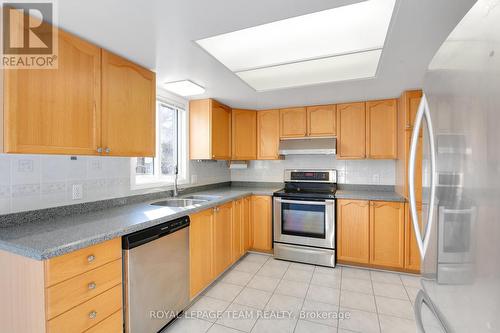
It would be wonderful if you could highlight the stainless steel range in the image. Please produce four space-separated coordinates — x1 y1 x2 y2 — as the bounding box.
273 169 337 267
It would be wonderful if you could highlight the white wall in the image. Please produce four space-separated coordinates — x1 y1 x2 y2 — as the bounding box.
230 155 396 185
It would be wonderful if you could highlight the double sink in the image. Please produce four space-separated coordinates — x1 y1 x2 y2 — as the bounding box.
150 194 222 208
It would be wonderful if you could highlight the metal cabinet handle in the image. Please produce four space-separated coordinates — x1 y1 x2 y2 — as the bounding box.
408 93 437 259
88 311 97 319
88 282 96 290
87 254 96 263
105 147 111 154
276 198 329 206
415 290 450 333
96 147 103 153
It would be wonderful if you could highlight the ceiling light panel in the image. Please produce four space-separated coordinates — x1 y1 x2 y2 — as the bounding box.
163 80 205 97
196 0 396 72
237 49 382 91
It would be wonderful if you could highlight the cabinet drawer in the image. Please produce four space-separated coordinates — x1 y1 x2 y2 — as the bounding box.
84 310 123 333
45 238 121 287
47 259 122 319
47 284 122 333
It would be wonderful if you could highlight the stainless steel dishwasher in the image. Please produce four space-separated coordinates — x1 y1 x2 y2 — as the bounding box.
123 216 190 333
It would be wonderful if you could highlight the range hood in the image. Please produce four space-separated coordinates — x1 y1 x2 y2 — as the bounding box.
278 137 336 155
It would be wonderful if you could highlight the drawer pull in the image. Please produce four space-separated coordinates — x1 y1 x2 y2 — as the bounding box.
88 282 97 290
87 254 96 263
89 311 97 319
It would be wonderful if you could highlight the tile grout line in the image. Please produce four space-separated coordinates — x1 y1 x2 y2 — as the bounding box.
370 270 383 333
291 264 316 333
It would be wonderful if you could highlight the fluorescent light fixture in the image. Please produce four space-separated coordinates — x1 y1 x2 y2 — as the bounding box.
196 0 395 90
237 49 382 91
163 80 205 96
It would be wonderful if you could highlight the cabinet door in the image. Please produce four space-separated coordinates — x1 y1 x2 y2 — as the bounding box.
337 199 370 264
405 202 422 272
307 105 336 137
257 109 280 159
101 50 156 157
232 199 244 262
232 109 257 160
214 202 233 276
211 102 232 159
370 201 405 269
4 30 101 155
280 107 307 138
337 103 366 159
189 209 214 298
251 196 272 251
243 196 253 251
366 99 397 159
189 99 212 160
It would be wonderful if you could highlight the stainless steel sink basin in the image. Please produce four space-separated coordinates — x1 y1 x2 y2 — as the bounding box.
182 195 222 201
150 199 207 207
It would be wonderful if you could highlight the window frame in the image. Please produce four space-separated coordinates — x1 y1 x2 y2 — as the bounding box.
130 94 189 190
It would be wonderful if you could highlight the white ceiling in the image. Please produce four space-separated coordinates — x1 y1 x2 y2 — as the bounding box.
58 0 476 109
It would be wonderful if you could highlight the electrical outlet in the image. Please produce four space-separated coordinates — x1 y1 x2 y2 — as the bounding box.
72 184 83 200
18 159 34 172
191 174 198 184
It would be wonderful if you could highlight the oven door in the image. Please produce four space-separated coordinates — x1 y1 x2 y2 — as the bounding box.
274 197 335 249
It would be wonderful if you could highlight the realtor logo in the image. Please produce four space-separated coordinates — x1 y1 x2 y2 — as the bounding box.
1 1 58 68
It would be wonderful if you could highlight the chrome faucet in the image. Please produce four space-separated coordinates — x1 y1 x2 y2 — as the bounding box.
173 165 179 197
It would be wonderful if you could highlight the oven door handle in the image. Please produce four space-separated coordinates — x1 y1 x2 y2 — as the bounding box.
275 198 331 206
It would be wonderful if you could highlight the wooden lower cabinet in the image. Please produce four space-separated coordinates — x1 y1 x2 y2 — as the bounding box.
337 199 370 264
405 202 422 272
243 196 253 251
338 199 413 272
232 199 244 261
251 196 273 251
213 202 233 276
189 209 215 298
0 238 123 333
370 201 405 269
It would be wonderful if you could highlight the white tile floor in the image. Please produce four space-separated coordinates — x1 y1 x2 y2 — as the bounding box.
163 253 421 333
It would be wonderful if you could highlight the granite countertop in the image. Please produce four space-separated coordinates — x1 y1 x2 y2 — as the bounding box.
335 184 406 202
0 185 280 260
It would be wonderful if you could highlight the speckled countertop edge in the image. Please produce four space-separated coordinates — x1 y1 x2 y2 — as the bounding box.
0 186 281 260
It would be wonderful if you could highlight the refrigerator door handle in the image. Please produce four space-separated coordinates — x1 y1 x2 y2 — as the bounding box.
415 290 451 333
409 94 437 259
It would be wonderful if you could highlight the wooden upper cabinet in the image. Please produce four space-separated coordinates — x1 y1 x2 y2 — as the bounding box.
232 109 257 160
251 196 272 251
101 50 156 157
337 102 366 159
306 105 336 137
257 109 280 160
189 99 231 160
337 199 370 264
212 102 232 159
280 107 307 138
189 209 214 298
3 30 101 155
370 201 405 269
366 99 398 159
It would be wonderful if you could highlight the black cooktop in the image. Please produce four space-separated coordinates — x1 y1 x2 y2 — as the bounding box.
273 182 337 200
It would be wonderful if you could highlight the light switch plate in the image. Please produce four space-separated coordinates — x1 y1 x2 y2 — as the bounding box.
72 184 83 200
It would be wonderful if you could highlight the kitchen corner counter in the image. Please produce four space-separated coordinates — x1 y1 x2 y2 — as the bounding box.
0 185 281 261
335 185 406 202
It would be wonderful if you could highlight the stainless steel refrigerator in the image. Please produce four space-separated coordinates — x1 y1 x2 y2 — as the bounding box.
409 0 500 331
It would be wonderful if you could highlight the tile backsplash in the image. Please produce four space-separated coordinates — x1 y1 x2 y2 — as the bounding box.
0 153 394 215
0 154 230 215
230 155 396 185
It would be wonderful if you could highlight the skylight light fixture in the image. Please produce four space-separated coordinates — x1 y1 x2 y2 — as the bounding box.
163 80 205 97
196 0 396 91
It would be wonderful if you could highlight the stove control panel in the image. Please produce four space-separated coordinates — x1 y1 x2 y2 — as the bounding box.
285 169 337 183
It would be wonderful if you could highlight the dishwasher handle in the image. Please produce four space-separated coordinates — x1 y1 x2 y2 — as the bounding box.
122 216 190 250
